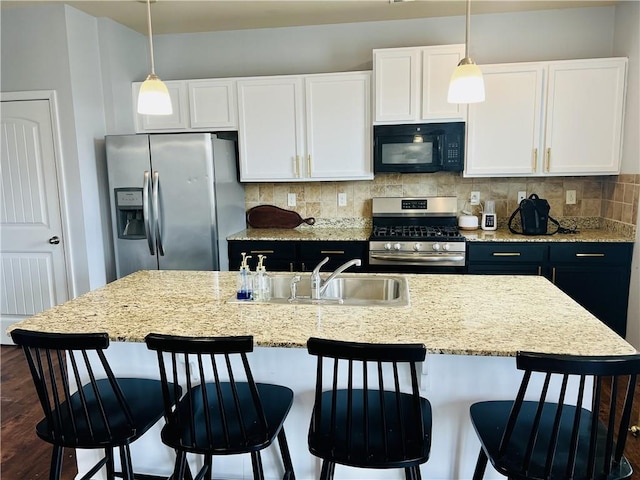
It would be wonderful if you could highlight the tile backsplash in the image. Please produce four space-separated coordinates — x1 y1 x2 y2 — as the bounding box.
244 173 639 234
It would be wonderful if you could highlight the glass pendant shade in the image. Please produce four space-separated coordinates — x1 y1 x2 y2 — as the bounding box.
137 0 172 116
448 59 485 103
138 74 173 115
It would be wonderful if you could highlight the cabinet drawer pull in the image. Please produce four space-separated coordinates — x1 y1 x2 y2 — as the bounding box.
537 266 542 276
320 250 345 255
250 250 275 254
532 148 538 172
492 252 521 257
575 253 605 257
290 262 294 272
552 267 556 284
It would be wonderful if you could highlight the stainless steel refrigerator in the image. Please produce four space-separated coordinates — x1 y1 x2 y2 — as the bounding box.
106 133 245 278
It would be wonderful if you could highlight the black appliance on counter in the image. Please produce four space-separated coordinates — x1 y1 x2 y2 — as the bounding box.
368 196 466 273
373 122 465 174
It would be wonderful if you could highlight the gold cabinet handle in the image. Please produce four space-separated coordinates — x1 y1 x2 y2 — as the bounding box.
576 253 606 257
307 154 312 177
532 148 538 172
492 252 521 257
250 250 274 254
545 148 551 172
320 250 345 255
295 156 301 178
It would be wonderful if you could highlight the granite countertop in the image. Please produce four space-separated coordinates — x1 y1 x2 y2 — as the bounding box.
10 270 635 357
227 227 371 242
227 227 634 243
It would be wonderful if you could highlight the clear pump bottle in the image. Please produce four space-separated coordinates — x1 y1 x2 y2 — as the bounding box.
253 255 271 302
236 253 253 300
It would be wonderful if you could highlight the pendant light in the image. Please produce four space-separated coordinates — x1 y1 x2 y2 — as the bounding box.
447 0 485 104
137 0 173 115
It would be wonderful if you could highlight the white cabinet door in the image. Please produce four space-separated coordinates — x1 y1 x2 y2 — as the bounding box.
188 79 237 130
132 80 188 132
465 57 626 178
466 63 544 177
373 48 420 123
305 72 373 180
237 76 305 182
421 44 466 121
373 44 465 124
544 58 626 175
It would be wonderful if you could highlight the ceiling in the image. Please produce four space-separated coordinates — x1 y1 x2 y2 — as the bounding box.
1 0 619 34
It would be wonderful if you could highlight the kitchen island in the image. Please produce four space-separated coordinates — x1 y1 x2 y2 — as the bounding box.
10 270 636 480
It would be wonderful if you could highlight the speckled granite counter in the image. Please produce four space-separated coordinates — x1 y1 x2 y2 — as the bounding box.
10 270 635 357
462 228 634 242
227 227 370 241
227 226 633 243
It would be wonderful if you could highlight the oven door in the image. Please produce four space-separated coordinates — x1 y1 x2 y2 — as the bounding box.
368 242 467 273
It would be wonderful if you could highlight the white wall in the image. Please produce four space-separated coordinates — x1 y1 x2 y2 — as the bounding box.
150 6 617 82
614 0 640 349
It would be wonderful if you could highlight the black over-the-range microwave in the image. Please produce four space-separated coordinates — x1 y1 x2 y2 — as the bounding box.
373 122 465 174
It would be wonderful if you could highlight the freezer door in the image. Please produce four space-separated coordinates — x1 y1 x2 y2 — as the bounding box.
150 133 218 270
106 135 158 278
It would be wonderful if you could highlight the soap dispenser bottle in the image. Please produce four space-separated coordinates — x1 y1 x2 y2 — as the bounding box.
253 255 271 302
236 253 253 300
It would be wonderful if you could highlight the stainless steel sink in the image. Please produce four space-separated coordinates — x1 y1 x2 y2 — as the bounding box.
228 274 409 306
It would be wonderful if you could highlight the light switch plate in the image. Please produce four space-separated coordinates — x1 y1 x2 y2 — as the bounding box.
338 192 347 207
566 190 577 205
470 191 480 206
287 193 296 207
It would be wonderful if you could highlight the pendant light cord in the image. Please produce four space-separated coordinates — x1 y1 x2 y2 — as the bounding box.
146 0 156 75
465 0 471 58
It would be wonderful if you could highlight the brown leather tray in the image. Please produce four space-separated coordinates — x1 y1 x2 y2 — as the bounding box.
246 205 316 229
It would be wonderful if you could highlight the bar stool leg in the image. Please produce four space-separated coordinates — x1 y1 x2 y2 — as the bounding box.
251 451 265 480
49 445 63 480
473 449 488 480
277 428 295 479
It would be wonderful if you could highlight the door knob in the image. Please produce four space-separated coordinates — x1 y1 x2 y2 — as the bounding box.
48 236 60 245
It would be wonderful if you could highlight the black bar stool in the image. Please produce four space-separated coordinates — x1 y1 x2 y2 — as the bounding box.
145 333 296 480
470 351 640 480
10 328 179 480
306 337 432 480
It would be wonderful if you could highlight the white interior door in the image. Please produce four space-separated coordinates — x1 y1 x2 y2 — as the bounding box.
0 98 69 344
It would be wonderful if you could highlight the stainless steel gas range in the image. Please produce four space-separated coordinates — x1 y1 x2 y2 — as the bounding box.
368 197 466 273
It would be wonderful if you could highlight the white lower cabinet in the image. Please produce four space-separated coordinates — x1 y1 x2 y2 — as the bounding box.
465 57 627 177
237 72 372 182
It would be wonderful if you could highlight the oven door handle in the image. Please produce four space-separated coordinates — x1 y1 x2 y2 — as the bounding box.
370 253 466 262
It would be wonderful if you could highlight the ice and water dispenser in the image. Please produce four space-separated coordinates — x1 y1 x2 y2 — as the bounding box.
114 188 145 239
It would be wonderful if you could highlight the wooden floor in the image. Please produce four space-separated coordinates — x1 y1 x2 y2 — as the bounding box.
1 344 640 479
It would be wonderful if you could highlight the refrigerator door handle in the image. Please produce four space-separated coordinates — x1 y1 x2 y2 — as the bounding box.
153 171 165 256
143 170 155 256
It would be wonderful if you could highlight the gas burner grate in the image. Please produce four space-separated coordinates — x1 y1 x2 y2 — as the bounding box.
372 225 462 239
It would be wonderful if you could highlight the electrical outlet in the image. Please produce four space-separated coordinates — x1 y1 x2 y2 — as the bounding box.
470 191 480 206
517 191 527 203
338 192 347 207
287 193 296 207
566 190 577 205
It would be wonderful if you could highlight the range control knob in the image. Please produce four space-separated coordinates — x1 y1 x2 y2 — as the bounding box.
413 243 422 251
432 243 441 251
393 243 402 251
442 243 451 251
384 243 392 251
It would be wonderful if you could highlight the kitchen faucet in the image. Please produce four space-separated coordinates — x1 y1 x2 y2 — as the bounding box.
310 257 362 300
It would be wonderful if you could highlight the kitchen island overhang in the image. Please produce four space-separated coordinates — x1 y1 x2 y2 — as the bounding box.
9 270 636 480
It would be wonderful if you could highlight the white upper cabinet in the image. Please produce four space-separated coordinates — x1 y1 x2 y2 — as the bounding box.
132 81 189 132
237 76 305 182
305 72 372 180
373 44 465 123
237 72 373 182
188 79 238 130
465 57 627 177
133 79 238 132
